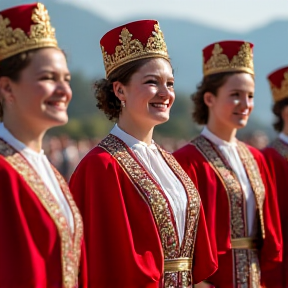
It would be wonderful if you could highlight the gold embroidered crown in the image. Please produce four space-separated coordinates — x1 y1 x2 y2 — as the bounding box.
0 2 58 61
100 20 169 77
268 67 288 102
203 41 254 76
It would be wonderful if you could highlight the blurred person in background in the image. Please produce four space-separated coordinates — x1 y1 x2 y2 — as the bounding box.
69 20 217 287
262 66 288 288
173 41 282 288
0 3 86 287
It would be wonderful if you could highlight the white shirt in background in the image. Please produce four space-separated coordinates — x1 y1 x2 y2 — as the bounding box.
201 126 256 237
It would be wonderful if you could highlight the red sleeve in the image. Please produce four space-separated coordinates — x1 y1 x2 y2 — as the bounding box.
69 148 162 288
0 158 51 286
193 204 218 283
249 147 282 287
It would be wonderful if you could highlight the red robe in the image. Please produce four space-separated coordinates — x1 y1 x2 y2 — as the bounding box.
262 139 288 288
69 134 217 288
0 139 87 288
173 136 282 288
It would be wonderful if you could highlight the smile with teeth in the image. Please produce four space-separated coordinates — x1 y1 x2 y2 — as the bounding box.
46 100 66 110
150 103 169 108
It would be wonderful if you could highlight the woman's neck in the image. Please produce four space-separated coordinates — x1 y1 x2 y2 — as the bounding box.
206 121 237 143
117 118 154 145
3 120 45 152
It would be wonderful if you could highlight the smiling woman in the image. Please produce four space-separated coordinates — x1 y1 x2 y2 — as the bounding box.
0 3 86 288
173 40 282 288
69 19 217 287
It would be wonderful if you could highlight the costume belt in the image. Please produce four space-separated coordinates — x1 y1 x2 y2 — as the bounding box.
164 257 192 272
231 237 259 250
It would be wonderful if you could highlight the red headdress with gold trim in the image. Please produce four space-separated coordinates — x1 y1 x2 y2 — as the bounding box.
267 66 288 102
0 2 58 61
202 40 254 76
100 20 170 77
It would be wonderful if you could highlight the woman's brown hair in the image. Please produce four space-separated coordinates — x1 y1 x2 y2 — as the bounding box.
272 97 288 132
192 71 250 124
95 57 171 121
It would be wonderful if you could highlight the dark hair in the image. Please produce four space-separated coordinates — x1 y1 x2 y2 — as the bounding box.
95 57 171 121
192 71 252 124
0 48 41 121
272 97 288 132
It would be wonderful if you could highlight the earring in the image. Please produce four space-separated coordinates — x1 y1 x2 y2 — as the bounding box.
121 100 126 108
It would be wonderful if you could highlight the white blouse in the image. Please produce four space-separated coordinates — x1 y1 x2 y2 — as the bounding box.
201 126 256 237
279 132 288 144
0 123 74 232
111 124 187 243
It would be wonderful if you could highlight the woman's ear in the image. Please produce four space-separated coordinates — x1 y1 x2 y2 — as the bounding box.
113 81 126 101
0 77 13 102
203 91 215 108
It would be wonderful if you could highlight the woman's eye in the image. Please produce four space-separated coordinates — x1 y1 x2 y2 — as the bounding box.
167 81 174 88
40 75 53 80
231 92 239 97
249 94 254 99
145 80 157 85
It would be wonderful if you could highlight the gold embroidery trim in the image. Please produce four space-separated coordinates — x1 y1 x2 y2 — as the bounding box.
99 134 201 287
101 22 169 77
203 42 254 76
231 237 258 249
0 3 58 61
270 138 288 160
0 140 83 288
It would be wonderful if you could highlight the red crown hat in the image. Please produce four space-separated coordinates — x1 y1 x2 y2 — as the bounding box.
202 40 254 76
267 66 288 102
100 20 169 77
0 2 58 61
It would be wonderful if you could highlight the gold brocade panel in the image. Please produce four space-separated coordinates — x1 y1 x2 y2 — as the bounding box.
192 136 265 287
99 134 201 287
270 138 288 160
0 139 83 288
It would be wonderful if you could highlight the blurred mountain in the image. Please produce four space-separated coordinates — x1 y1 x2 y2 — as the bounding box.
1 0 287 125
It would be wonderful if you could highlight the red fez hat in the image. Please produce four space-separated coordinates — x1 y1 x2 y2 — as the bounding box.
100 20 169 77
267 66 288 102
202 40 254 76
0 2 58 61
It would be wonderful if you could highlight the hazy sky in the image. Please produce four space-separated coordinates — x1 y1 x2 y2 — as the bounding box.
58 0 288 32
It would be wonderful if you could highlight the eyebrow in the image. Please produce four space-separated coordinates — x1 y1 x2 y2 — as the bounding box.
230 89 253 93
36 70 71 76
143 74 174 80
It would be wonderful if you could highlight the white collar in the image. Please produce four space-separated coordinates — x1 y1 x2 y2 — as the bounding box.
201 126 237 147
0 123 44 157
279 132 288 145
110 124 157 150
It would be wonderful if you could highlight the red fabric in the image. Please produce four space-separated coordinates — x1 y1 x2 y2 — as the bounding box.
0 156 87 288
100 20 159 54
173 143 282 288
69 146 217 288
267 66 288 88
262 146 288 288
202 40 254 63
0 3 38 35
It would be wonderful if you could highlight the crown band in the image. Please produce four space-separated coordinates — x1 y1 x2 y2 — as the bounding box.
269 71 288 102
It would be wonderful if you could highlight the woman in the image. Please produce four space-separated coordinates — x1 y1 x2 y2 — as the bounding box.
0 3 86 287
69 20 217 287
262 66 288 288
173 41 282 288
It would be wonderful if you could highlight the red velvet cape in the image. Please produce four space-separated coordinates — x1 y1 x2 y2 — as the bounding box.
0 144 87 288
262 143 288 288
69 140 217 288
173 142 282 288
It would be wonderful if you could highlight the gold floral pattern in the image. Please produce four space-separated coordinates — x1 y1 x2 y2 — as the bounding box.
269 71 288 102
0 3 58 61
99 134 201 287
192 136 264 287
0 139 83 288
